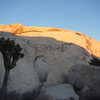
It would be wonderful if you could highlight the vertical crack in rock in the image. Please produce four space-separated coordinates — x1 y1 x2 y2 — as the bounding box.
33 45 49 89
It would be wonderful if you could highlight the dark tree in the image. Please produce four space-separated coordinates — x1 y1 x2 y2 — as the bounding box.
0 37 24 94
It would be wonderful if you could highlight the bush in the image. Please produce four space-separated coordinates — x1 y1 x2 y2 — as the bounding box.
35 96 52 100
36 95 75 100
0 90 21 100
0 88 40 100
0 89 75 100
6 91 21 100
22 89 40 100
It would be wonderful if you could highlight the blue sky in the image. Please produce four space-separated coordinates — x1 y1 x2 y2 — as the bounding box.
0 0 100 40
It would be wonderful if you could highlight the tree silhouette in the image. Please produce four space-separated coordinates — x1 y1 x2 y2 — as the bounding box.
0 37 24 94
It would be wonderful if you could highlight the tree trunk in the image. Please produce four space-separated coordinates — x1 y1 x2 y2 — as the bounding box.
1 69 10 93
0 69 10 100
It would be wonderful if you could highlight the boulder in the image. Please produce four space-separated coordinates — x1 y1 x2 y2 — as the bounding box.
80 81 100 100
36 84 79 100
68 64 100 94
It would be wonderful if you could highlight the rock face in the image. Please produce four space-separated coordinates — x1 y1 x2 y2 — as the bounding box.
0 24 100 57
0 24 100 99
0 30 92 93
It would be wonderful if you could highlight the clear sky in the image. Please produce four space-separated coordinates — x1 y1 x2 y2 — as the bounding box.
0 0 100 40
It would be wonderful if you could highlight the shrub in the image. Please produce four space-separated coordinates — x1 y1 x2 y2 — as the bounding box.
0 90 21 100
0 89 40 100
22 89 40 100
36 95 75 100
